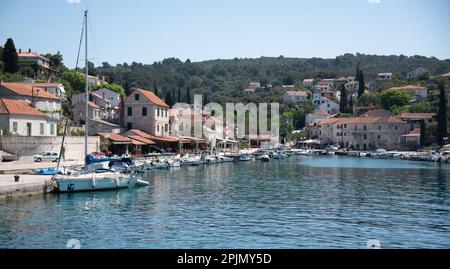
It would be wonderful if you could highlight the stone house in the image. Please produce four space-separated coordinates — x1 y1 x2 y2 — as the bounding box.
124 88 170 137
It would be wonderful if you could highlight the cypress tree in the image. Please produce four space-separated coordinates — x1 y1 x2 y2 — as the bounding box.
177 87 182 102
355 64 360 81
203 92 208 105
339 83 348 113
153 81 159 97
2 38 18 73
437 81 448 146
172 89 176 104
186 87 192 104
165 91 174 107
357 69 365 98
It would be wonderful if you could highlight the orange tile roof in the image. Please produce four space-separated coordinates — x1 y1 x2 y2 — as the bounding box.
127 135 156 145
26 82 61 87
135 88 169 107
1 82 60 100
18 51 50 61
0 98 46 117
317 116 405 126
126 129 152 139
98 133 131 143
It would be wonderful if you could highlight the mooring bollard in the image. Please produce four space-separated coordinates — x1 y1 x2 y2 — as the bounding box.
14 175 20 182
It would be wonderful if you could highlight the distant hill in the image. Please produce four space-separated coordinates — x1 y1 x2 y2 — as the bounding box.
93 53 450 105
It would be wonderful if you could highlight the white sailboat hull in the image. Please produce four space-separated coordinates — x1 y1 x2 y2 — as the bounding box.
54 172 137 192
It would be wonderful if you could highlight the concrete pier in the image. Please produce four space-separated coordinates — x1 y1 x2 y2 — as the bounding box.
0 175 56 200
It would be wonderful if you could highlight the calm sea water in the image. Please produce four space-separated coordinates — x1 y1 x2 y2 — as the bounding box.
0 156 449 249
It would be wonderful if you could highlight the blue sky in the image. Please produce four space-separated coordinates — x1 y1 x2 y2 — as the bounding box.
1 0 449 68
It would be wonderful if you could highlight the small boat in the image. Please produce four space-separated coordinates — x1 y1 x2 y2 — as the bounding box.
258 154 270 162
427 151 442 162
272 152 287 159
298 149 312 156
181 157 202 166
239 154 251 161
166 159 181 167
205 155 221 164
36 168 62 175
54 170 137 192
151 161 170 169
218 155 234 162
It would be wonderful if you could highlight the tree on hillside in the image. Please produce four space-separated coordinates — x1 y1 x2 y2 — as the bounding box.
93 83 125 96
153 81 159 97
379 89 411 112
2 38 18 73
437 81 448 146
44 51 65 73
177 87 182 102
62 70 85 95
339 83 348 113
165 91 175 107
357 69 365 98
355 64 360 81
203 92 209 105
186 87 192 104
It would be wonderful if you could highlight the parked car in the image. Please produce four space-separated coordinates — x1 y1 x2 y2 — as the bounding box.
33 151 59 162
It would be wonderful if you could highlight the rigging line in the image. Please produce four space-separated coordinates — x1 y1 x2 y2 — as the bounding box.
75 15 84 71
87 12 101 69
69 12 85 107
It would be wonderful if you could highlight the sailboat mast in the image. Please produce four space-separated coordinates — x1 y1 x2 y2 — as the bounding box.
84 10 88 160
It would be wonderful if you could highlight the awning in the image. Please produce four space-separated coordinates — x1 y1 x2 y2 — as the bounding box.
180 136 207 144
216 138 239 143
127 135 156 145
98 133 131 144
130 139 145 145
302 139 321 144
147 135 180 143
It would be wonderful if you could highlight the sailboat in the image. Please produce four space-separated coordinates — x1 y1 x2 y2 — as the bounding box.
53 11 147 192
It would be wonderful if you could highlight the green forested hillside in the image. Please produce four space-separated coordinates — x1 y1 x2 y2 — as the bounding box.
93 53 450 105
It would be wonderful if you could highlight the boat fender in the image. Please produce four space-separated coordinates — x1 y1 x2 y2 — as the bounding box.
115 176 120 187
91 176 96 188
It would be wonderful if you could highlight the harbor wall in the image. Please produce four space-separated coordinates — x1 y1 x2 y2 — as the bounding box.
0 136 100 161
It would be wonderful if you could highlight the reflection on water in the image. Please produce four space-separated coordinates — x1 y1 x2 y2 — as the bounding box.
0 156 449 248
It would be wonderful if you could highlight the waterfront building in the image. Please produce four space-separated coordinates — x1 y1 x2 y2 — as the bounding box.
0 82 62 121
24 82 66 100
124 88 170 137
312 89 340 114
72 100 122 135
283 91 308 105
306 111 422 150
0 98 57 136
306 111 333 126
93 88 121 107
389 85 428 101
72 91 119 122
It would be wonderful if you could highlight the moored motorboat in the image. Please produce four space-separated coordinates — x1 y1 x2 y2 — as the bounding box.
239 154 251 161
